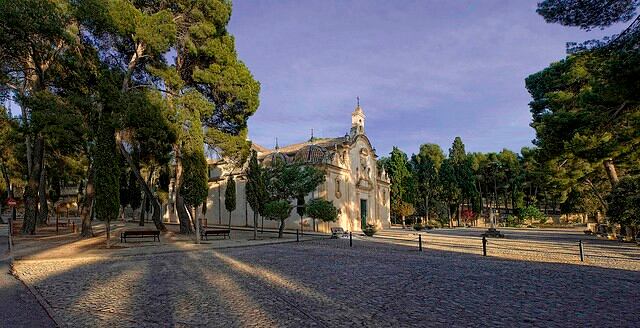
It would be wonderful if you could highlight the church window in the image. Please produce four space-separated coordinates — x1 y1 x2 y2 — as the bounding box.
335 177 342 198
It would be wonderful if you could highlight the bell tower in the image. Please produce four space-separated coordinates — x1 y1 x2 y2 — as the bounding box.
350 97 365 136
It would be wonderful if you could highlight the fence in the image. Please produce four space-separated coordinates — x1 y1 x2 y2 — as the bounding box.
294 230 640 267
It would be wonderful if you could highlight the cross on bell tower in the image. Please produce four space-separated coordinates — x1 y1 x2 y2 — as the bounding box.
351 97 365 137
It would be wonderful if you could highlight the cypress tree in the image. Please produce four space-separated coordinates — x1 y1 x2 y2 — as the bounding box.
225 176 236 229
94 119 120 247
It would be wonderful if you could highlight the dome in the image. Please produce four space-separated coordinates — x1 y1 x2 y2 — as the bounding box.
294 144 328 164
262 152 289 166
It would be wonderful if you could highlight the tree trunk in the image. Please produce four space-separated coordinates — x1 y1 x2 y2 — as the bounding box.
503 190 509 215
447 206 452 228
22 136 44 235
191 205 200 244
228 211 232 229
278 219 285 238
253 212 258 240
37 164 48 225
401 215 406 229
139 193 146 225
299 215 304 235
425 195 430 222
117 141 166 231
80 164 95 237
603 159 620 187
174 147 192 233
106 219 111 248
139 166 155 226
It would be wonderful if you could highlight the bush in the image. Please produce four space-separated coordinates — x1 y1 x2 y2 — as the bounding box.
363 224 377 236
539 216 547 224
413 223 424 231
306 198 338 222
607 175 640 228
518 205 544 223
505 215 523 227
428 220 443 228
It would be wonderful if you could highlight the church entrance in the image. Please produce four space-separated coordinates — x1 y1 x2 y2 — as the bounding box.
360 199 367 229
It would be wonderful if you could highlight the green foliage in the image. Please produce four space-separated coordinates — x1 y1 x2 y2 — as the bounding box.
607 175 640 227
518 205 545 223
439 158 460 212
306 198 338 223
363 224 377 236
264 161 325 202
225 175 236 213
505 215 523 227
263 200 292 222
411 143 444 217
180 150 208 207
384 147 413 218
94 119 120 222
394 201 415 218
536 0 639 30
296 194 305 217
246 150 268 216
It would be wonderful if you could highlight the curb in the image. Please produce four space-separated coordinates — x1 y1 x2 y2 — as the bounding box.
9 260 63 328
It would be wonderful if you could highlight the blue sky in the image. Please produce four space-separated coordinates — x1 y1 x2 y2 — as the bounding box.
228 0 622 157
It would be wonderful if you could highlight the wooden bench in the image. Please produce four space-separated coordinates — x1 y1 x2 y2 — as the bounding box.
120 230 160 243
201 229 231 240
330 227 348 239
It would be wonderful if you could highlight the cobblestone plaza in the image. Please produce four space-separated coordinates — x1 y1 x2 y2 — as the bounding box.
11 228 640 327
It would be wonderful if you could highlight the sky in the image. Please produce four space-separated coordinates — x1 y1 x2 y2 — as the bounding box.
228 0 623 157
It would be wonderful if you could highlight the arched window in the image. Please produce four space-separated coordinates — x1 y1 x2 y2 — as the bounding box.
335 177 342 198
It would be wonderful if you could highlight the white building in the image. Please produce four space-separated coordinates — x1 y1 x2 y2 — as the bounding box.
166 103 391 233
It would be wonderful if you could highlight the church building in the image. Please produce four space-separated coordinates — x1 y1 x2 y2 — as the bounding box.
168 102 391 233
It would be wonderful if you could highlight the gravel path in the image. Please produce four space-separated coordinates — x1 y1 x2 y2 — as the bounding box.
12 232 640 327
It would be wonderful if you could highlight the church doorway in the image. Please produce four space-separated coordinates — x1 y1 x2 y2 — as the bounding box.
360 199 367 229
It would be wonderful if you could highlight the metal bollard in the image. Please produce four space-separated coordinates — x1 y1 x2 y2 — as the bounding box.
482 236 487 256
349 231 353 247
296 229 299 242
579 240 584 262
419 234 423 252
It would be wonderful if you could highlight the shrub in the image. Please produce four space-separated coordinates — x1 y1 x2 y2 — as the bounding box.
607 175 640 228
413 223 424 231
505 215 523 227
363 224 377 236
306 198 338 222
518 205 544 223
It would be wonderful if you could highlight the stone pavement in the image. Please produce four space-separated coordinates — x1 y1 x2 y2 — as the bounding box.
0 235 56 327
368 226 640 271
12 233 640 327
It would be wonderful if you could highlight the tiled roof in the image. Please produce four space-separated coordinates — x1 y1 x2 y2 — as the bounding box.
261 137 346 155
251 143 270 153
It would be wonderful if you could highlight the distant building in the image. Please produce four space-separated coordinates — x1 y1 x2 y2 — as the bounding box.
166 103 391 233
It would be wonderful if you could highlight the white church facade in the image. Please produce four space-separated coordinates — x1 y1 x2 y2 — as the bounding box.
166 103 391 233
